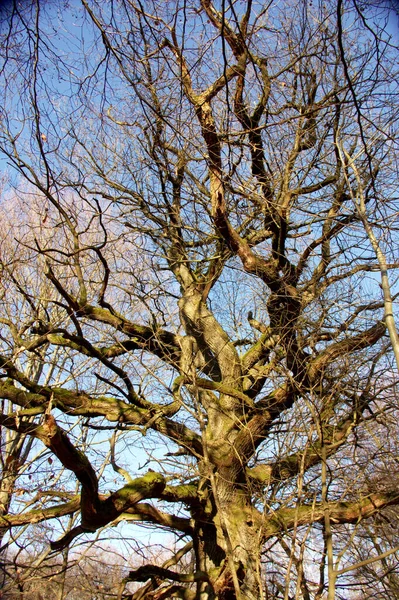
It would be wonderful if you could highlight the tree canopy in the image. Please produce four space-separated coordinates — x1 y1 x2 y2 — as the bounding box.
0 1 399 599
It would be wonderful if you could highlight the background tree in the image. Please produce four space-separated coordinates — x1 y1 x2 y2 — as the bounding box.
0 1 399 599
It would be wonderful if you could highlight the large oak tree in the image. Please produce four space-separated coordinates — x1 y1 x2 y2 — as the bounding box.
1 1 399 598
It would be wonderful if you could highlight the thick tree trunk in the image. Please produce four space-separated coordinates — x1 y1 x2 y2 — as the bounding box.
193 478 264 600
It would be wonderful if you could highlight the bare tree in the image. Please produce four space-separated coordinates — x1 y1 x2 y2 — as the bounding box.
0 1 399 599
2 542 131 599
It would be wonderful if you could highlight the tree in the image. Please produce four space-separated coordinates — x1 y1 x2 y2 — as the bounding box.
0 0 399 598
2 542 131 599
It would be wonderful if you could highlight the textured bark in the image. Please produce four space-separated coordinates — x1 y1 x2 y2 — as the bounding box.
0 2 398 599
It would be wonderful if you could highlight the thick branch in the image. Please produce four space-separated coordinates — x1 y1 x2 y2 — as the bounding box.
266 491 399 538
0 381 203 456
0 496 80 528
307 321 386 382
51 471 168 550
128 564 208 583
247 414 357 484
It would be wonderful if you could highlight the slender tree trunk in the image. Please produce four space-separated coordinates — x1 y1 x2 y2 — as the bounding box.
0 469 17 590
338 143 399 372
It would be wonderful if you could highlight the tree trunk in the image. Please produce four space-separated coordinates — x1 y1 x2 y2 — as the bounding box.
193 474 264 600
